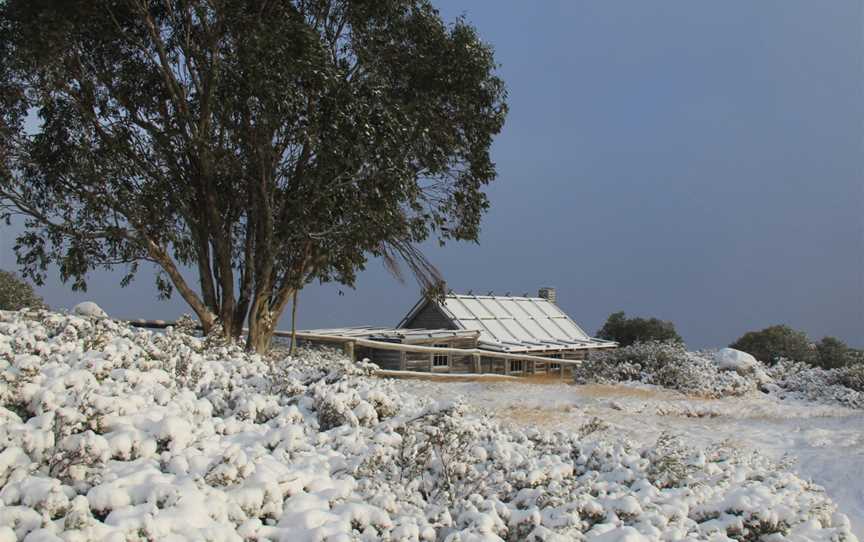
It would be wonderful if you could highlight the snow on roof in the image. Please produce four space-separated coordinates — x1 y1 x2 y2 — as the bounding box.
401 294 616 353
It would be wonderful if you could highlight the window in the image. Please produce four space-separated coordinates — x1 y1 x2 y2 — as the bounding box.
510 359 524 373
549 353 562 370
432 344 449 367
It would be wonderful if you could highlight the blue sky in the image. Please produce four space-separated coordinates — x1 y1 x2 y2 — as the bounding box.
2 0 862 347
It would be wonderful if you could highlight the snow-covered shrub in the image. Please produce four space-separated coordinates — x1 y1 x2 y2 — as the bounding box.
578 342 864 409
172 313 199 336
378 404 490 507
577 416 610 437
642 432 699 489
836 363 864 393
0 310 858 541
768 361 864 409
575 341 758 398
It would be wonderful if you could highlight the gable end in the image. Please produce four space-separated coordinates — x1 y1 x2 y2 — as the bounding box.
400 300 456 330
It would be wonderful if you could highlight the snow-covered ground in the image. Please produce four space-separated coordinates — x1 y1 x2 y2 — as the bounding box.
1 309 860 541
393 378 864 539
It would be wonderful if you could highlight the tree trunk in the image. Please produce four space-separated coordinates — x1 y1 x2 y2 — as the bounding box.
246 298 275 353
246 321 272 353
245 284 296 353
146 238 217 334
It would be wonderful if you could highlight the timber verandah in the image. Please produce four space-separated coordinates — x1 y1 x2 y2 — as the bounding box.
125 320 593 379
285 328 597 379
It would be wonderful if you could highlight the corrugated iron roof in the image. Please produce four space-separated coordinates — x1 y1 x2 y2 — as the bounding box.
400 294 615 353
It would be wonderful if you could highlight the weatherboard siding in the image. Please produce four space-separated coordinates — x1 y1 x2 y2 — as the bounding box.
357 336 478 372
356 346 402 369
403 302 456 331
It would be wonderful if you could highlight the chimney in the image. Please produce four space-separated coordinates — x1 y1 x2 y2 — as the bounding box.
538 287 557 304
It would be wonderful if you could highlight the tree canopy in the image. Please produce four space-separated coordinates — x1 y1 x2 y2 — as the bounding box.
0 0 507 351
595 311 682 347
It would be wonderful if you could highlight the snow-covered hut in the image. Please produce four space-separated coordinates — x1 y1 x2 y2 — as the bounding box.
397 289 615 372
295 288 615 375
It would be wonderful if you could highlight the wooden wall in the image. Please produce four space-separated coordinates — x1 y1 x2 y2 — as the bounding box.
298 334 603 376
402 301 456 330
355 345 401 369
363 336 478 372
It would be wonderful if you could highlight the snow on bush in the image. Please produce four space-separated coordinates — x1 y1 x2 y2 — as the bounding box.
767 361 864 410
577 341 864 410
573 342 763 399
0 310 858 541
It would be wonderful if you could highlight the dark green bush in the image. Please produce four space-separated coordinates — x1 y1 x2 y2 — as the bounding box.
731 326 859 368
596 311 682 347
815 336 852 369
0 269 46 311
730 325 815 366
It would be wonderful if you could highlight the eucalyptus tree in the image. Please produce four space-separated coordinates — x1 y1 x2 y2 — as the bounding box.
0 0 507 351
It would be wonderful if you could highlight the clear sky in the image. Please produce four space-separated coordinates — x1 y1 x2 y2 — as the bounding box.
2 0 862 348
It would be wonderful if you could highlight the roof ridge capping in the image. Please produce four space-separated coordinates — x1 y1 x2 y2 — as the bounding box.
448 292 545 300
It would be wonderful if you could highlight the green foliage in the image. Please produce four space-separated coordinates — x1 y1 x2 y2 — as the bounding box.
730 325 815 365
596 311 682 347
0 269 46 311
730 326 860 368
0 0 507 350
815 336 852 369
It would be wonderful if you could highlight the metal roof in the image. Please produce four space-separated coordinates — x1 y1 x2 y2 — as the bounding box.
298 326 479 342
400 294 616 353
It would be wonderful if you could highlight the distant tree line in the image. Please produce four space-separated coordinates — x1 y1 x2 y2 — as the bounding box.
596 311 861 369
730 325 862 369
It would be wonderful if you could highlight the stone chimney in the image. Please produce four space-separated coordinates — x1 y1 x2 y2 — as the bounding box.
538 287 557 304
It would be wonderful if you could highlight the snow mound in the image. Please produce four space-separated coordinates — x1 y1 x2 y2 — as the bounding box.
715 347 757 373
71 302 107 319
0 310 858 541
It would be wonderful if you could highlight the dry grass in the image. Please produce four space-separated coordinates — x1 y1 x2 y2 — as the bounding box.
573 383 686 401
375 369 579 383
502 405 573 427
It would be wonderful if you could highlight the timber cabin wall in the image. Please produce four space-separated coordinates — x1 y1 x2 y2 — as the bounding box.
357 335 478 372
355 345 401 369
478 349 589 375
